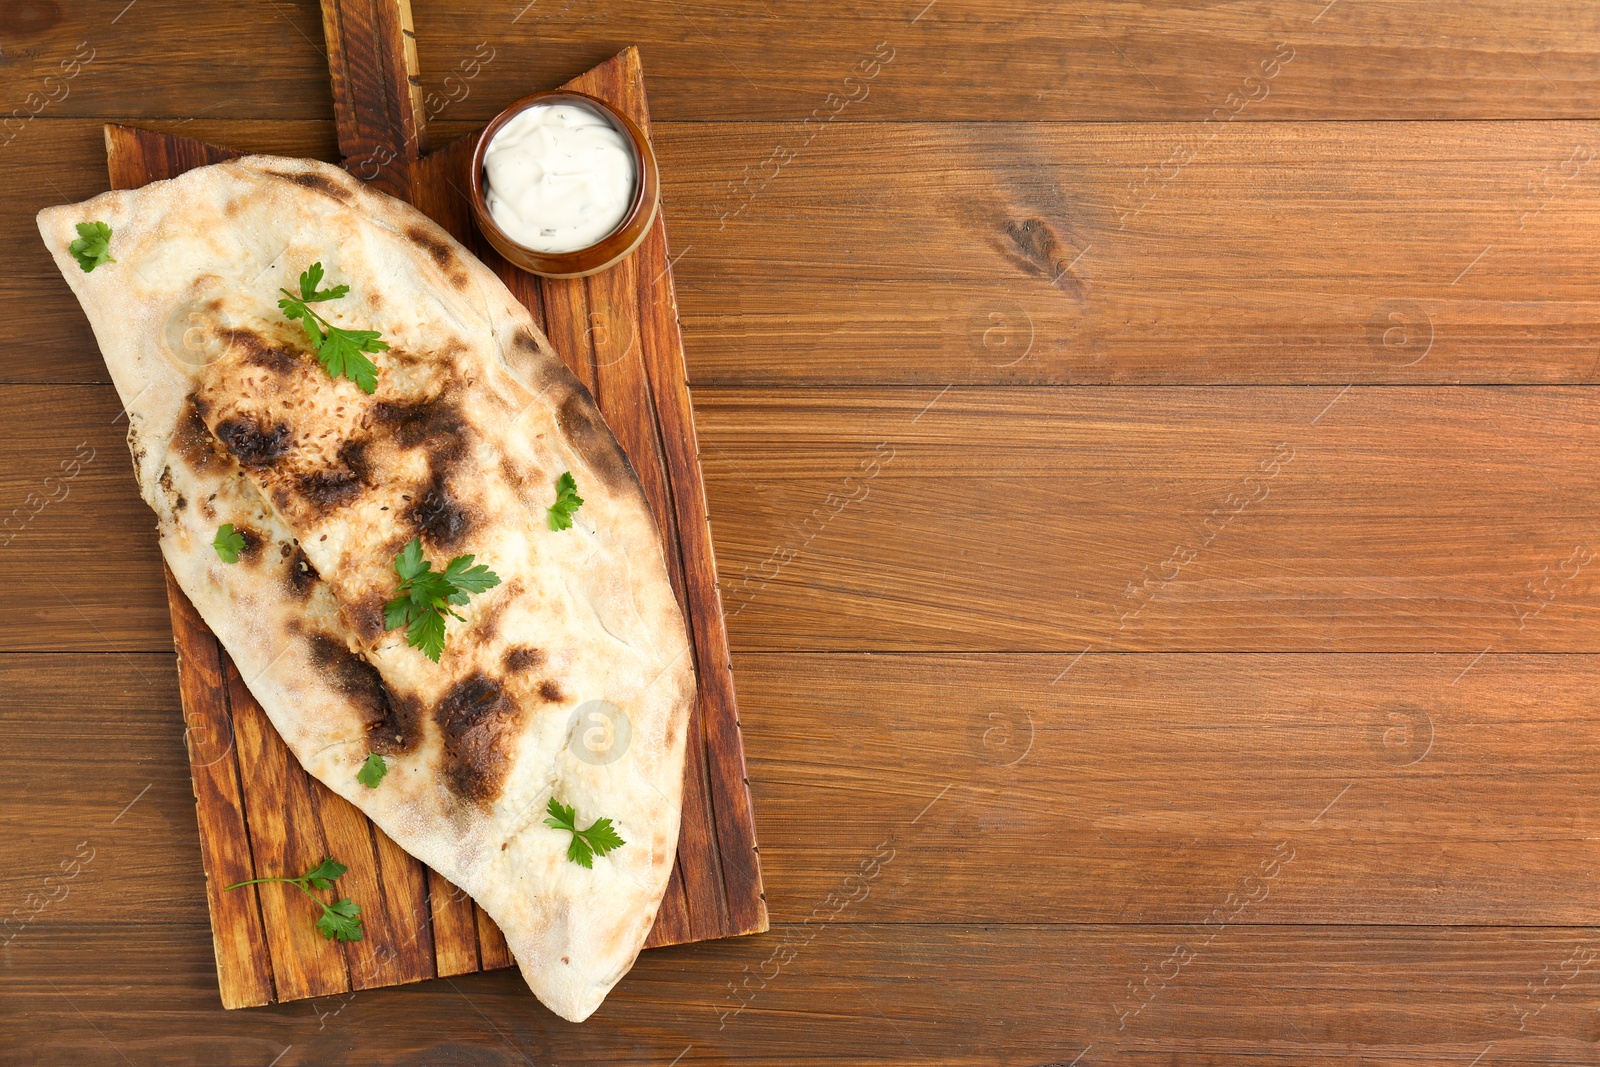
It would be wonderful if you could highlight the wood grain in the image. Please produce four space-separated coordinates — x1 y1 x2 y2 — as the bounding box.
696 385 1600 653
657 121 1600 386
9 922 1600 1064
320 0 427 197
164 573 274 1009
8 1 1600 122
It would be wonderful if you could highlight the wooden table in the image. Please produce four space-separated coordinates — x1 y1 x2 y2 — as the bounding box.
5 1 1600 1063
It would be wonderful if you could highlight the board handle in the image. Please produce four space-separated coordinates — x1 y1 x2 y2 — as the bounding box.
320 0 428 201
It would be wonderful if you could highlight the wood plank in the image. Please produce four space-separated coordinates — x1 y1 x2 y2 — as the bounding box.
320 0 428 197
698 385 1600 652
413 0 1600 122
562 49 766 945
14 383 1600 654
300 753 435 992
0 0 330 123
739 651 1600 925
21 119 1600 386
317 0 474 981
657 120 1600 386
9 921 1600 1064
223 655 352 1003
162 574 275 1009
473 902 513 971
13 651 1600 928
10 1 1600 122
0 383 168 650
423 869 477 977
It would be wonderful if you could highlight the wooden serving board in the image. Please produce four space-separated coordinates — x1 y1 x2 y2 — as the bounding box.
101 5 765 1010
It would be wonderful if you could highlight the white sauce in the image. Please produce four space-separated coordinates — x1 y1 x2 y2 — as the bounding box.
483 104 636 253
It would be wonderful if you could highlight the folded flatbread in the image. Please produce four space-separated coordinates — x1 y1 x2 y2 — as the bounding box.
37 155 694 1022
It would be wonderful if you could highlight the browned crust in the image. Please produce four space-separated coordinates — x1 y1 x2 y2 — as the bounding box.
307 633 420 755
434 672 526 804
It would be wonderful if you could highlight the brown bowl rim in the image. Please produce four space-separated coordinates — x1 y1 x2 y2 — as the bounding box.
468 89 660 279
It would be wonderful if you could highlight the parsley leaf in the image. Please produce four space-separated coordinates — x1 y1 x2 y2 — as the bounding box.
383 536 502 663
316 327 384 394
544 797 626 869
278 262 387 394
294 261 350 303
316 897 364 942
302 856 348 891
547 472 583 531
441 553 504 597
409 608 448 663
224 856 363 942
212 523 246 563
357 753 388 788
69 221 114 272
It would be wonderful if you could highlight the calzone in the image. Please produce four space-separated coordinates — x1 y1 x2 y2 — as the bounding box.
37 155 694 1023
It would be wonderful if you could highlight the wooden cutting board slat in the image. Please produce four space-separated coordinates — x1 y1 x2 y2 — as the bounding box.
101 25 764 1009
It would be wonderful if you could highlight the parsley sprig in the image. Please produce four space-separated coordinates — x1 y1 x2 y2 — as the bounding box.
382 536 502 663
544 798 626 868
212 523 246 563
278 262 388 394
224 857 364 942
357 753 388 788
69 221 114 272
547 471 583 531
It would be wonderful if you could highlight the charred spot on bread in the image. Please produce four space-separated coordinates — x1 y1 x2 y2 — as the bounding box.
406 224 457 272
345 590 389 646
233 524 266 563
556 386 640 498
538 679 566 704
503 646 545 673
297 468 365 512
511 326 544 358
406 472 472 548
504 328 580 397
371 394 469 465
435 673 525 804
295 440 372 515
307 634 419 754
502 326 559 392
270 169 355 204
222 328 301 375
214 415 292 467
286 546 319 598
173 396 228 473
339 438 371 477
